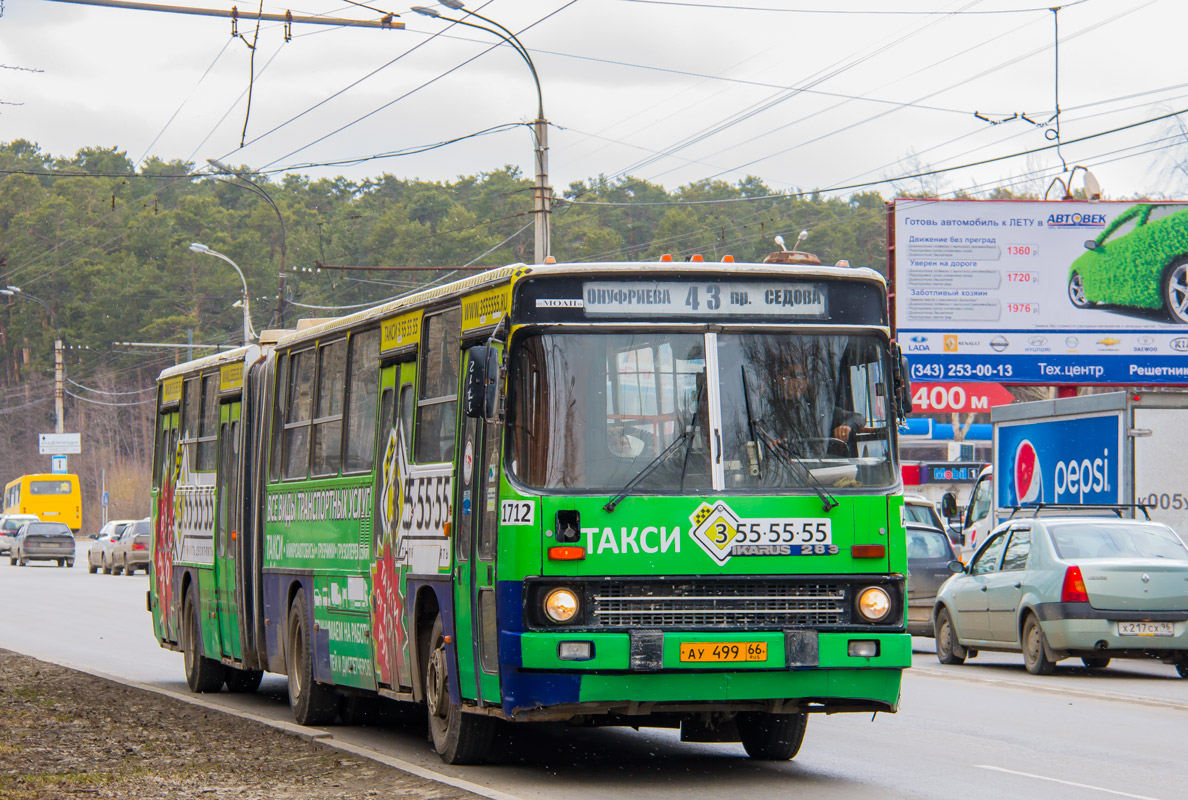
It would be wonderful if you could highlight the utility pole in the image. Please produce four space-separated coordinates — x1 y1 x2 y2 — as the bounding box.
412 3 551 262
54 338 64 434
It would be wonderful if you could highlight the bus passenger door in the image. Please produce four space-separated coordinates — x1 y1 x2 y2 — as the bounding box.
215 400 243 660
454 353 502 705
152 410 180 644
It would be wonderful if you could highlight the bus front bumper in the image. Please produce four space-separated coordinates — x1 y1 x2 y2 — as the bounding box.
497 630 909 719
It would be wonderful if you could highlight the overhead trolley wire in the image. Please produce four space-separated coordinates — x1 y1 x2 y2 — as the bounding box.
253 3 578 172
554 105 1188 208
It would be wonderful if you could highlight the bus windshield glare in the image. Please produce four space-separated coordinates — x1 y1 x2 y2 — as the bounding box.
508 330 895 491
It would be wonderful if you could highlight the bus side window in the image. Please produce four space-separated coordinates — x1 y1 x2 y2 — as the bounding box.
197 374 218 472
399 383 414 452
269 354 289 483
284 349 316 479
344 330 380 473
312 339 347 476
183 377 200 469
414 308 461 463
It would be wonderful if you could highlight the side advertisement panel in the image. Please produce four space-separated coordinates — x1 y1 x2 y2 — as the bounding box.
894 199 1188 385
995 414 1122 516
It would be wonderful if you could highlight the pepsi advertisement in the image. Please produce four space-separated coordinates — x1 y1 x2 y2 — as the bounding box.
995 414 1121 511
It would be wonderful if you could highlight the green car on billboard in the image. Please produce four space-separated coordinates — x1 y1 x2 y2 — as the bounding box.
1067 203 1188 323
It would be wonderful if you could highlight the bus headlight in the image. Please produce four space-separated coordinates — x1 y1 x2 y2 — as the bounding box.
856 586 892 622
543 588 580 623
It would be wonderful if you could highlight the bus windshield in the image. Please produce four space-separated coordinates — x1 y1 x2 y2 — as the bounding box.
507 330 895 492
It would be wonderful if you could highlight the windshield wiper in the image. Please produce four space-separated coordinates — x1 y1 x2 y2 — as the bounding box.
677 379 706 492
738 369 837 512
604 412 699 513
754 424 839 512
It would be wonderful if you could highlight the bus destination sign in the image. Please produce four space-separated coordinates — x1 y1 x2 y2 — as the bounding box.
581 280 827 317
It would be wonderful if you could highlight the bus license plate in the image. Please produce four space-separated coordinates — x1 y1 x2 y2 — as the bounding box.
1117 621 1173 637
679 642 767 663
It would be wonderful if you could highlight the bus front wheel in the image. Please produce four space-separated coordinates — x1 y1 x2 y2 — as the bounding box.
423 615 495 764
737 711 808 760
286 588 338 725
182 588 225 693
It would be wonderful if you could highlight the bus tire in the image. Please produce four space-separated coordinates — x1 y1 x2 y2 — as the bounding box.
286 588 338 726
224 667 264 694
182 588 225 693
737 711 808 760
423 615 495 764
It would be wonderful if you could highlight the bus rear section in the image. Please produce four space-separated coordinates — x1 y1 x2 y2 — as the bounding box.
4 474 82 532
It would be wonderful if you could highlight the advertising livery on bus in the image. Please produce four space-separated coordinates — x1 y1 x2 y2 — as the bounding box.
149 255 913 764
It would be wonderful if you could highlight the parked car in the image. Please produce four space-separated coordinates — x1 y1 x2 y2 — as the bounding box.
934 515 1188 676
110 518 151 576
10 521 76 567
0 513 39 555
906 522 960 636
87 519 138 574
1067 203 1188 323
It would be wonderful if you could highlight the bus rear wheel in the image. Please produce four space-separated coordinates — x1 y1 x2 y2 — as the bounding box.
423 615 495 764
286 588 338 725
182 588 225 693
737 711 808 760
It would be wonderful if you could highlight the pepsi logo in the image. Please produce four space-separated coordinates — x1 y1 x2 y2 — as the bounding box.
1014 439 1041 504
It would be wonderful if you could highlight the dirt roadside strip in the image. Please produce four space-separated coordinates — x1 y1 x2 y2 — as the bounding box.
0 650 503 800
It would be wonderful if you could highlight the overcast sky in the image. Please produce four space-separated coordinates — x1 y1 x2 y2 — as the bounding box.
3 0 1186 201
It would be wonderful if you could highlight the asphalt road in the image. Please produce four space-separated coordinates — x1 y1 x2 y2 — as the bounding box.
3 544 1185 800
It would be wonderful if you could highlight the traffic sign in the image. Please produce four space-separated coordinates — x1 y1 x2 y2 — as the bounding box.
911 382 1014 414
51 455 68 474
101 491 110 508
39 433 81 455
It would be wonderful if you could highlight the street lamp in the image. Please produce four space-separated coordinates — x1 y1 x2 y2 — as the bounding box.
412 2 550 263
188 243 258 345
206 158 290 326
1 286 65 434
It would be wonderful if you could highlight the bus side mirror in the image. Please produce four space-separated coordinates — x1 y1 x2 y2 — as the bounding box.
941 492 958 518
894 346 913 417
1084 239 1097 250
464 345 501 420
482 345 501 421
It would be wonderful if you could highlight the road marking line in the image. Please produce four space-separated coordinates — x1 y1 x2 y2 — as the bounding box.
975 765 1162 800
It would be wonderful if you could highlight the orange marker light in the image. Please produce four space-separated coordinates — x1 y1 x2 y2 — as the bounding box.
690 254 705 262
721 255 735 262
659 254 674 262
851 544 886 558
548 546 586 561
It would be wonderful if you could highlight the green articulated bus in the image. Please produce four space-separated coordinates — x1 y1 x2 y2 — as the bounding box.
149 255 914 764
